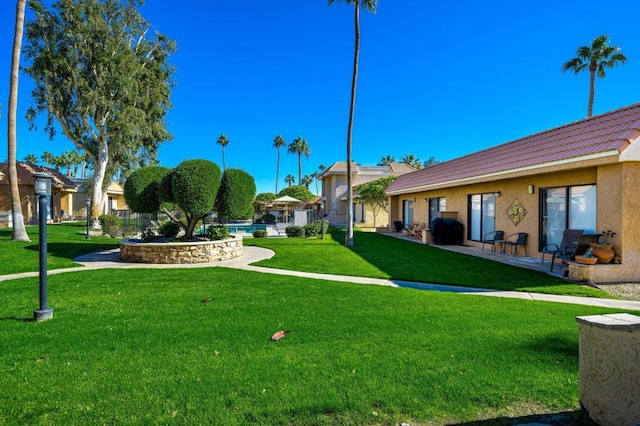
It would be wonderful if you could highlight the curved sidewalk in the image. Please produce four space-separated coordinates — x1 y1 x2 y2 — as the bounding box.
2 247 639 311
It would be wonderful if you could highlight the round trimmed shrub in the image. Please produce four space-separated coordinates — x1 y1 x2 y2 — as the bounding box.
285 226 305 238
253 229 268 238
171 160 221 214
206 224 230 241
124 166 170 213
215 168 256 221
158 221 181 238
303 223 318 237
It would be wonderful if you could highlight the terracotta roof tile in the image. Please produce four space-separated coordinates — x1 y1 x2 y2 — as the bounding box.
0 162 77 189
387 102 640 194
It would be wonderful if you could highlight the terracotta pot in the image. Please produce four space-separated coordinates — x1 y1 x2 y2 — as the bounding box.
575 255 598 265
589 243 615 264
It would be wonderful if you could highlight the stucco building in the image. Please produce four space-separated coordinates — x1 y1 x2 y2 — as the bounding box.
319 161 415 227
385 102 640 283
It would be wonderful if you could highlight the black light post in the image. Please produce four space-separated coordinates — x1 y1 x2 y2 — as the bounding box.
320 202 325 240
85 198 91 239
33 172 54 321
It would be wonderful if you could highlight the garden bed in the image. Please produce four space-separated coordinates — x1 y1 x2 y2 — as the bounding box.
120 237 242 264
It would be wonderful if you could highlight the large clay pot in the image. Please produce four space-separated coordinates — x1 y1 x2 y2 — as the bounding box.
589 243 615 264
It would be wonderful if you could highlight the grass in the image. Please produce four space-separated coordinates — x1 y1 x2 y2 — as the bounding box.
0 267 617 425
245 230 609 298
0 223 120 275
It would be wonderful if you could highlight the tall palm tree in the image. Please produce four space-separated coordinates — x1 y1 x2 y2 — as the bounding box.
284 174 295 187
273 135 286 194
8 0 29 241
315 164 326 196
41 151 55 167
287 136 310 185
68 149 83 177
328 0 377 247
562 34 627 117
24 153 38 164
216 133 230 170
301 175 314 190
401 153 423 169
378 155 396 166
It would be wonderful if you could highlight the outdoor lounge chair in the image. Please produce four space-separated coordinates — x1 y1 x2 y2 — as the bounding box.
542 229 583 271
504 232 528 257
481 230 505 252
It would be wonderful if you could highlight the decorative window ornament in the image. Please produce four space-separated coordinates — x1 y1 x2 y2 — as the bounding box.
507 199 527 226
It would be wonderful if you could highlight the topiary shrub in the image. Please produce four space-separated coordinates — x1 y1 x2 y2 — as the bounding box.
262 213 276 224
124 166 170 213
253 229 268 238
215 168 257 221
98 214 121 238
285 226 305 238
206 225 230 241
158 221 181 238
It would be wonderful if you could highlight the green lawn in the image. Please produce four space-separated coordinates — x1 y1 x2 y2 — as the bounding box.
0 223 120 275
245 230 609 298
0 268 613 425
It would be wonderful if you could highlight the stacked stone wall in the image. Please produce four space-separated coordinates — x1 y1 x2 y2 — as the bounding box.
120 238 243 264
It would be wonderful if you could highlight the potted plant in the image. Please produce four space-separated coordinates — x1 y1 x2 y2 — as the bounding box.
589 230 616 264
575 246 598 265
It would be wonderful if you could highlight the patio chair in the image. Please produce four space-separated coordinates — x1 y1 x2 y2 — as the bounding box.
504 232 528 257
541 229 583 271
481 230 505 253
549 233 600 272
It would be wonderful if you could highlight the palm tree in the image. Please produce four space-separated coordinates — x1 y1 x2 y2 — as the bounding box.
7 0 29 241
24 153 38 164
328 0 377 247
562 34 627 117
315 164 326 196
216 134 230 170
401 154 423 169
301 175 314 190
273 135 286 194
287 136 310 185
378 154 396 166
41 151 55 167
68 149 83 177
284 174 295 187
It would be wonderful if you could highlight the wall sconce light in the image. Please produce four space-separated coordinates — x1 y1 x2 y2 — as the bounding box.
494 191 501 197
527 184 535 194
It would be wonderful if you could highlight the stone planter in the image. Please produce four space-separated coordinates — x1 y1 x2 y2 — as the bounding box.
119 237 243 264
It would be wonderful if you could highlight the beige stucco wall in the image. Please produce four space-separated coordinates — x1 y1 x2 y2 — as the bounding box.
576 314 640 426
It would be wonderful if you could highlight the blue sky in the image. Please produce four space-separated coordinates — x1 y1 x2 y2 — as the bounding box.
2 0 640 195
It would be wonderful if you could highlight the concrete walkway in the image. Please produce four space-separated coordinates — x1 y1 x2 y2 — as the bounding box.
2 246 639 311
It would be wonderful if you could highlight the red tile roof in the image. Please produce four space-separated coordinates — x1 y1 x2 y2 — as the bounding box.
386 102 640 195
0 162 77 189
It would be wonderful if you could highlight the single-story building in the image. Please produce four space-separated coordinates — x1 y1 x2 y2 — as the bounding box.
385 102 640 283
319 161 415 227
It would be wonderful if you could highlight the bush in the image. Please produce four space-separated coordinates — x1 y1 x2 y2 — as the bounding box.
124 166 170 213
215 169 257 221
253 229 268 238
303 223 318 237
285 226 305 238
262 213 276 224
98 214 120 238
277 185 314 203
158 221 181 238
206 225 230 241
315 219 329 234
169 160 221 215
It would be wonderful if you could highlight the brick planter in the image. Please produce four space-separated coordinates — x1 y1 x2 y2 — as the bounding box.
120 237 243 264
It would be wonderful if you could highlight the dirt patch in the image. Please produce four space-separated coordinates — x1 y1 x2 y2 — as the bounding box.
592 282 640 300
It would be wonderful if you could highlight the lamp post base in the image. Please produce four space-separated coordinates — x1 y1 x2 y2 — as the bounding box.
33 308 54 322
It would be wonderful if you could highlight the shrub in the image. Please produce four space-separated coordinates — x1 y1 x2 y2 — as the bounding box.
315 219 329 234
206 225 230 241
253 229 268 238
169 159 221 215
262 213 276 224
158 221 181 238
303 223 318 237
124 166 170 213
285 226 305 238
277 185 314 202
98 214 120 238
215 169 257 221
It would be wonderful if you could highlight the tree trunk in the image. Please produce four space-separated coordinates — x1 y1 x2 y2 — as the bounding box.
90 142 109 220
344 1 360 247
275 150 280 194
298 154 302 185
8 0 30 242
588 68 595 118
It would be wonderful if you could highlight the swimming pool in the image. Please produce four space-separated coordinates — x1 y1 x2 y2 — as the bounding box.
226 223 270 234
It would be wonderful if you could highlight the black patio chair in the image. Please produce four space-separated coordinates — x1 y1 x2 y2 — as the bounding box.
504 232 528 257
542 229 583 272
481 230 505 253
549 233 600 272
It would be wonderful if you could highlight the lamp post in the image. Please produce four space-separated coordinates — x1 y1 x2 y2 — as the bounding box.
320 202 325 240
33 172 54 321
85 198 91 239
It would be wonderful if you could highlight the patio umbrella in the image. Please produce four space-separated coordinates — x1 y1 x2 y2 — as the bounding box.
272 195 302 222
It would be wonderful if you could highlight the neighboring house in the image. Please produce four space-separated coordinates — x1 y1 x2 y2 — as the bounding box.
70 178 128 216
319 161 415 227
385 102 640 282
0 162 77 225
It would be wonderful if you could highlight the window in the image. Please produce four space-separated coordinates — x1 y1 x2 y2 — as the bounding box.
540 185 596 249
428 197 446 225
402 199 414 229
468 193 496 241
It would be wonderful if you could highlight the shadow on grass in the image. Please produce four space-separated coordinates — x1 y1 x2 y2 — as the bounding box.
520 332 579 359
0 316 33 323
449 409 597 425
23 241 119 261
